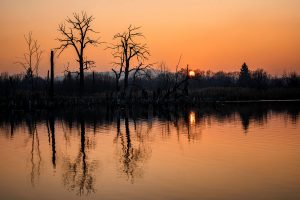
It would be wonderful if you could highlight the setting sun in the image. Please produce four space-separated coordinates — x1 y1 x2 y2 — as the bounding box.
189 70 195 77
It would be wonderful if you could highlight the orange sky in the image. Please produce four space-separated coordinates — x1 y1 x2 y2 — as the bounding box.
0 0 300 76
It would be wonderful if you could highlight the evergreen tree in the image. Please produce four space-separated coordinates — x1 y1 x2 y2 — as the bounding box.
238 63 250 87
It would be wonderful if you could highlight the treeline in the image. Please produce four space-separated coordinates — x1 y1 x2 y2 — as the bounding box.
190 67 300 89
1 63 299 98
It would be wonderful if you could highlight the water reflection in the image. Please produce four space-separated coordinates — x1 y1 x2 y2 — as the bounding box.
62 118 98 195
0 103 299 198
46 114 56 168
189 111 196 126
114 110 152 183
26 116 41 187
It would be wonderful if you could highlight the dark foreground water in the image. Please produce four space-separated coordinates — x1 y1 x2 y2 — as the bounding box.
0 104 300 200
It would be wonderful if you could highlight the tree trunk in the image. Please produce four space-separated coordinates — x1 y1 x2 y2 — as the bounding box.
124 61 129 91
116 78 120 92
124 71 128 91
79 58 84 95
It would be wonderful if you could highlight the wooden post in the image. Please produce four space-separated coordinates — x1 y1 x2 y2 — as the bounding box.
50 50 54 98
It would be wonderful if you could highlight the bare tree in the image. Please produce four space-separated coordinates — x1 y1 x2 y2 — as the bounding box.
16 32 43 80
111 53 124 92
108 25 150 92
129 63 153 99
155 56 190 101
56 11 100 94
131 63 153 85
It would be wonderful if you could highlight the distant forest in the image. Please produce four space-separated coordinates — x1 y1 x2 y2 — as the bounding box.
0 12 299 107
1 62 299 104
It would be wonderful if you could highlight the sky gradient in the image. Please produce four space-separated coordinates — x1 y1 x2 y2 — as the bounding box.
0 0 299 76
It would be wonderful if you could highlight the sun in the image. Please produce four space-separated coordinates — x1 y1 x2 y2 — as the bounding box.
189 70 195 77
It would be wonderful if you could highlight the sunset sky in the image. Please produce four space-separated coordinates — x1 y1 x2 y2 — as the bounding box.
0 0 299 76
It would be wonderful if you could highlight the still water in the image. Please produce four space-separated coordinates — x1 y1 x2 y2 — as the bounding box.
0 104 299 200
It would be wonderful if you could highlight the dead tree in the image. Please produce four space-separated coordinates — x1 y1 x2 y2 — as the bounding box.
161 64 191 102
15 32 43 90
131 63 152 85
108 25 150 92
129 63 153 99
155 55 188 101
56 11 100 95
111 53 124 92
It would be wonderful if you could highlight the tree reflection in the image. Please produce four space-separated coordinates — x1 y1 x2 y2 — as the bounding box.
46 114 56 168
25 116 42 187
62 118 97 196
9 113 15 137
160 109 203 141
239 111 250 133
115 109 151 183
0 103 299 194
237 105 269 133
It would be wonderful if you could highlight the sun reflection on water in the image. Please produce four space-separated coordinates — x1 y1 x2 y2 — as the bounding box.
189 111 196 126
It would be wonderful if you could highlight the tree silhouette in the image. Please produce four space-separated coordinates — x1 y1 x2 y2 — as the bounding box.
15 32 43 90
238 63 250 87
111 54 123 92
251 68 268 89
56 11 100 95
108 25 150 93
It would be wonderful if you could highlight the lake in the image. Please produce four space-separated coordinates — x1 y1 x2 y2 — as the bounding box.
0 103 299 200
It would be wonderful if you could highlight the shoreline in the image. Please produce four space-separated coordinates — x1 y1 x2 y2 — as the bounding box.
1 97 300 111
